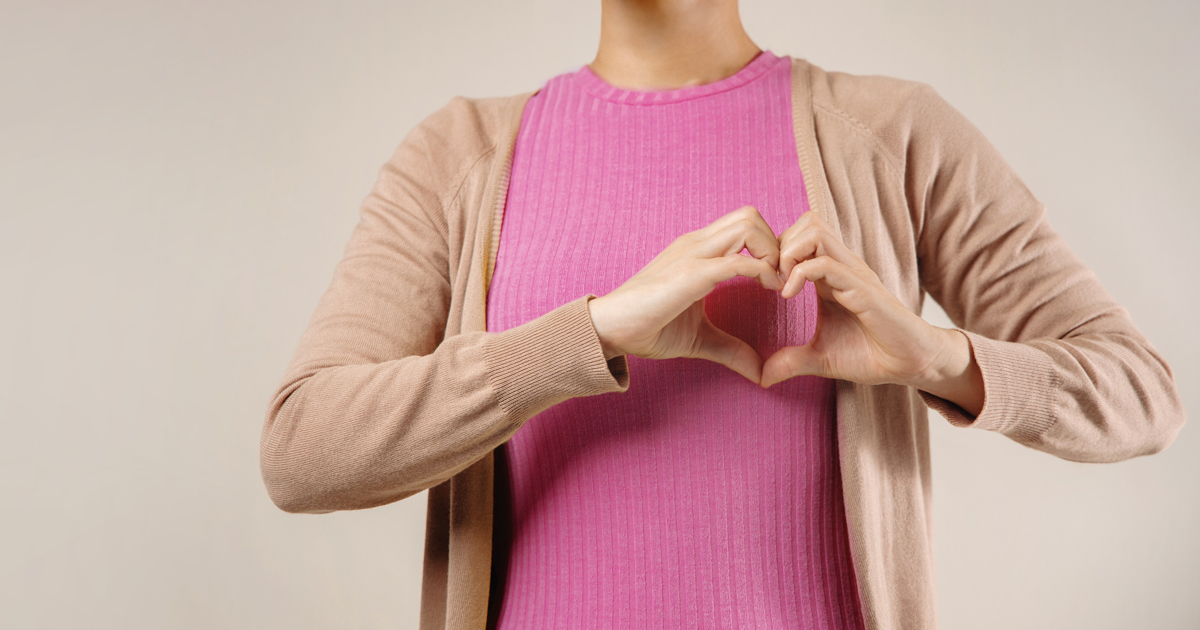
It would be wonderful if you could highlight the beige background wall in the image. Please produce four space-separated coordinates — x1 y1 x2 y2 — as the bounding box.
2 1 1196 627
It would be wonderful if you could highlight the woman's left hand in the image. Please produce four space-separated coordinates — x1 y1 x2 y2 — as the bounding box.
760 211 985 416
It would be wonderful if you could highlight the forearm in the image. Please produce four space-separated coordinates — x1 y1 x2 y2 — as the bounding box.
261 296 629 514
915 321 1185 462
894 83 1184 461
261 331 506 514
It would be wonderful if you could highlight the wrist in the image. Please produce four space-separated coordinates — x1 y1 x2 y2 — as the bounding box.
586 296 624 361
909 327 985 417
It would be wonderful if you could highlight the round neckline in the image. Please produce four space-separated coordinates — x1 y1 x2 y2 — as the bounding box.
571 49 782 105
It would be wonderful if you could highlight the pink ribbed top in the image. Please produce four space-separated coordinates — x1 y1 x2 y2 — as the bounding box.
486 50 865 629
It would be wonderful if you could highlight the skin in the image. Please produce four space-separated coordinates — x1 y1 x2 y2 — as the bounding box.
585 0 986 416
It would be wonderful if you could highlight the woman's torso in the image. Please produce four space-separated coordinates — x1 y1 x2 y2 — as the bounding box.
486 50 864 629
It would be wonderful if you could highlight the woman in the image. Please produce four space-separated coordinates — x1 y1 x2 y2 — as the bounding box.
260 1 1185 628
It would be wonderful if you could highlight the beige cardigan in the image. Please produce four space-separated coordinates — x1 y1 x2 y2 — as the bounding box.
260 57 1185 629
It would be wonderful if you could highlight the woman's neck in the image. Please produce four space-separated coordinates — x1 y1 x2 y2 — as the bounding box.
588 0 761 91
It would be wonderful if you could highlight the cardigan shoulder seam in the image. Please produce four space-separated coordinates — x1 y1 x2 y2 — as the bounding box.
808 75 934 298
443 145 498 216
811 101 906 188
400 94 519 268
420 95 504 213
427 91 532 220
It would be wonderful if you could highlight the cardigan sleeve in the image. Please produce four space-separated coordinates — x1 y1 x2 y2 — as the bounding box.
259 100 629 514
898 84 1185 462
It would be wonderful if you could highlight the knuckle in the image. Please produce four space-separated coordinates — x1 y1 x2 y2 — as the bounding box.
810 229 832 253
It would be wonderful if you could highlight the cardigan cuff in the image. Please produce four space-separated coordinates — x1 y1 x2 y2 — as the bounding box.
919 328 1059 443
482 294 630 421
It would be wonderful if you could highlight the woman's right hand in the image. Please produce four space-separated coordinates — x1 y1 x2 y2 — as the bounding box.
586 205 784 384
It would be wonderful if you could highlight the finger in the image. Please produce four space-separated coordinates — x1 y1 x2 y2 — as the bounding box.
760 344 826 388
693 206 780 264
778 223 864 282
777 208 826 245
638 212 767 280
696 205 770 238
781 255 863 301
691 314 764 384
776 212 808 246
699 253 785 292
693 220 781 270
645 206 770 276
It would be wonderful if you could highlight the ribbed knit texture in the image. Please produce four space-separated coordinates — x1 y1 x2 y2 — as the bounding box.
485 50 864 629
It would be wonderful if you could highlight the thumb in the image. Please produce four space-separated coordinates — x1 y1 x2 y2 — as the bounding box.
761 344 825 388
689 314 763 384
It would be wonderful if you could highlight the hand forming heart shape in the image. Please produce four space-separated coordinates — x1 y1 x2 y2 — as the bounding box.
586 205 985 414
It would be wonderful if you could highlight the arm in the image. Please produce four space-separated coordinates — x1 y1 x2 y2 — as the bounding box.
259 102 628 514
903 84 1185 461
